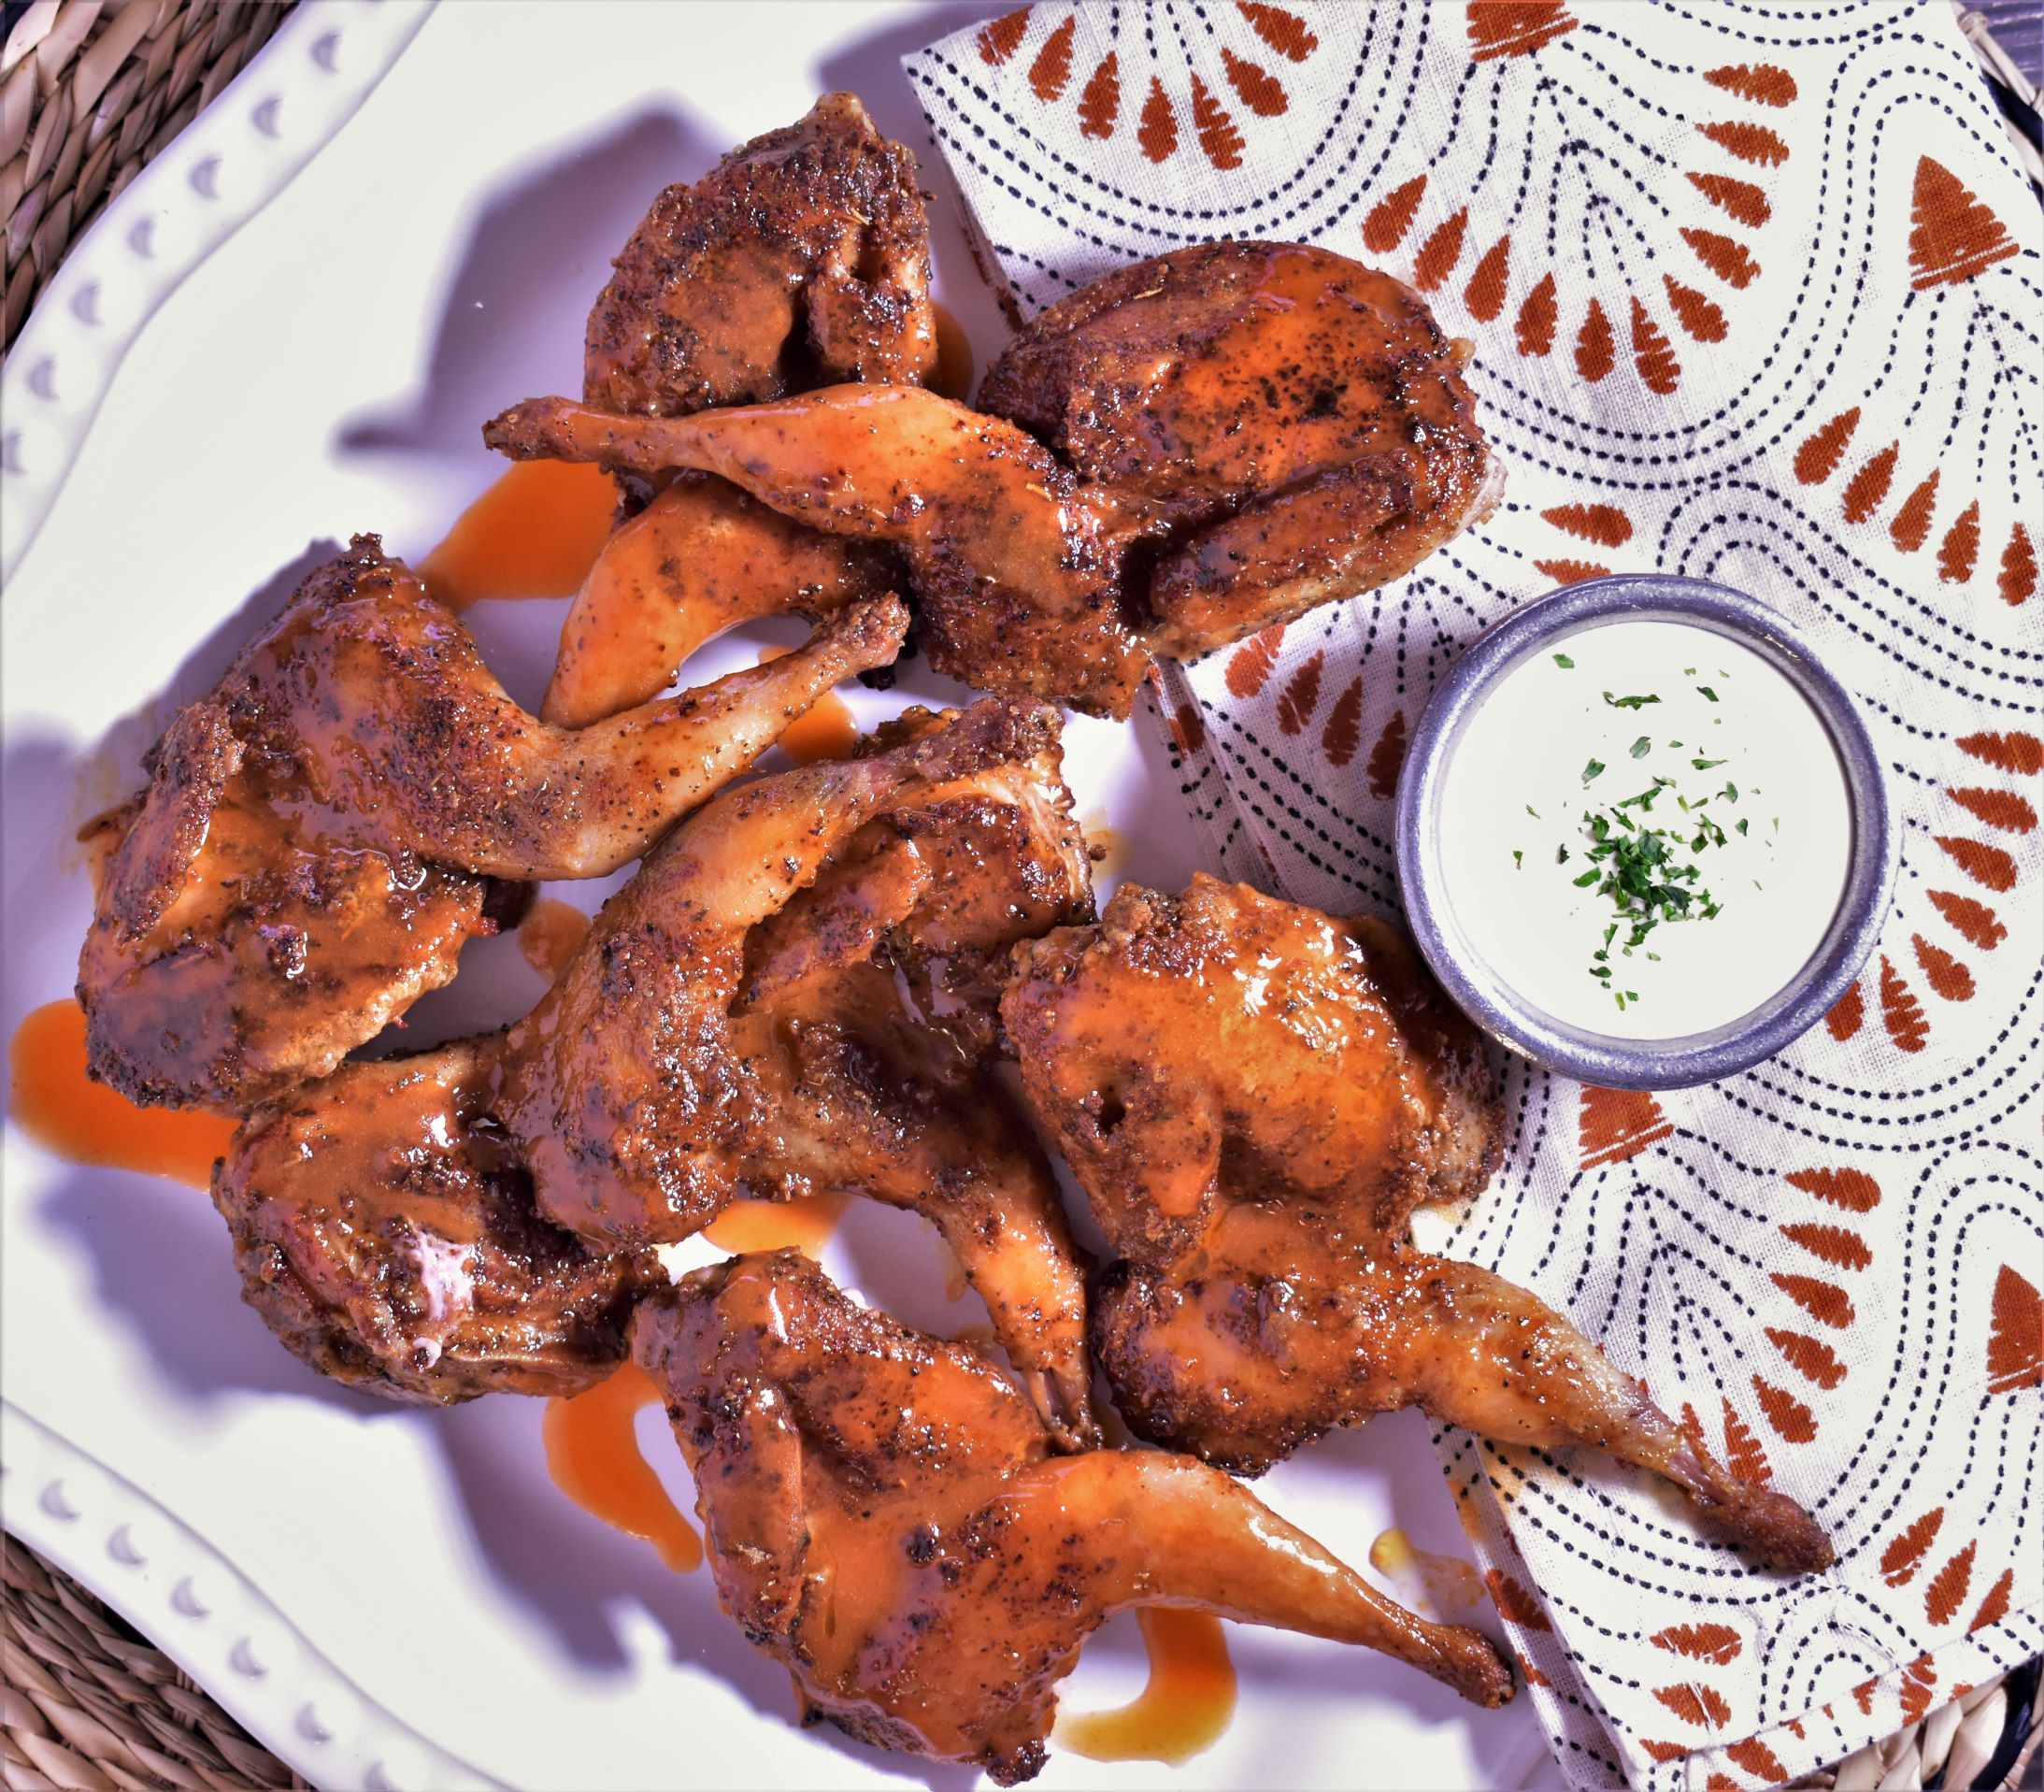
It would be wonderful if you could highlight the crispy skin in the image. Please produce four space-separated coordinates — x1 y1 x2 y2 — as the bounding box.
634 1253 1513 1785
547 93 930 725
979 241 1499 658
487 388 1151 716
214 1040 663 1404
540 475 895 726
585 92 936 417
77 540 906 1112
210 702 1096 1436
493 241 1495 716
493 698 1099 1445
1003 877 1834 1573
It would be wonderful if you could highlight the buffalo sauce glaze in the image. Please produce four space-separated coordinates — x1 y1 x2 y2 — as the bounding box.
518 898 592 982
8 999 236 1187
756 646 859 765
1058 1608 1237 1765
422 459 617 610
543 1361 702 1571
1369 1527 1487 1619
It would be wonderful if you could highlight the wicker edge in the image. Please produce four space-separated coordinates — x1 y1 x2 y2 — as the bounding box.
0 0 298 352
3 1531 305 1791
0 2 2037 1790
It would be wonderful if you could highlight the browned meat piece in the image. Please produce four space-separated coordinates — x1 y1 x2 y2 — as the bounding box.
977 241 1500 660
540 475 894 726
543 93 932 726
77 538 907 1113
208 701 1096 1441
721 710 1099 1444
585 92 936 418
1002 877 1835 1573
215 1040 664 1404
634 1252 1513 1785
488 241 1497 718
486 386 1150 715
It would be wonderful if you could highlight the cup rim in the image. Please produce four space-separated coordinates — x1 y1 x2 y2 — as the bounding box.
1393 574 1898 1090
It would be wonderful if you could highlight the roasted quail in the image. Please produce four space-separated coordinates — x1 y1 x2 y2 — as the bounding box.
216 1039 663 1404
633 1251 1514 1785
541 477 894 725
489 242 1498 717
1002 876 1835 1572
585 91 936 420
719 709 1100 1445
546 91 927 724
77 539 906 1113
209 700 1096 1441
494 695 1097 1442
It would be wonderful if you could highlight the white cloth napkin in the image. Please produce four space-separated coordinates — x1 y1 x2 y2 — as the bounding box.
904 3 2044 1785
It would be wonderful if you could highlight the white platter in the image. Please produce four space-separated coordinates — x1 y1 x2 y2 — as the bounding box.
1 5 1553 1787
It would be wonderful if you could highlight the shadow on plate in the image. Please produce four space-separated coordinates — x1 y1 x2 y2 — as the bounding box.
33 1167 375 1413
338 108 714 463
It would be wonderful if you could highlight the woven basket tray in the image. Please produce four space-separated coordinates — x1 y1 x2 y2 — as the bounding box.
2 3 2039 1790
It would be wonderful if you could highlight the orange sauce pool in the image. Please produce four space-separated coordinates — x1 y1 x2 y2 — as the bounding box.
421 460 617 610
1077 806 1125 879
543 1362 701 1572
519 898 591 982
756 646 860 765
932 303 975 403
1060 1609 1237 1765
702 1192 850 1258
7 999 236 1188
1369 1526 1487 1619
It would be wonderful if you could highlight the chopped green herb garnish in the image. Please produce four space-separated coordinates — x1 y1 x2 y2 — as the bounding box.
1630 736 1651 758
1573 868 1600 887
1693 756 1726 770
1513 850 1523 869
1722 781 1738 801
1553 652 1575 668
1582 758 1606 782
1697 685 1719 702
1525 804 1540 818
1557 845 1570 864
1736 818 1750 835
1604 692 1662 710
1683 667 1695 676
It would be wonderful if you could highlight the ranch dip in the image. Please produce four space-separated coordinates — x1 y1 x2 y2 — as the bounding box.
1435 621 1851 1040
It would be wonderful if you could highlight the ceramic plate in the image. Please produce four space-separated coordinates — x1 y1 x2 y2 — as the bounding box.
1 5 1552 1786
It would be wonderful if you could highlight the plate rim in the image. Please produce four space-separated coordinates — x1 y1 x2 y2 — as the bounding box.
2 1398 504 1789
0 0 436 586
0 5 463 1784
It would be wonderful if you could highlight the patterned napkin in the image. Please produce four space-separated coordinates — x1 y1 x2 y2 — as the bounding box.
904 4 2043 1785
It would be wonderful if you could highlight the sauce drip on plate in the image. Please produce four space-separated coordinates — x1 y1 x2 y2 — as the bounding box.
519 898 592 982
757 646 860 765
702 1192 849 1258
8 999 236 1188
422 460 617 610
1059 1608 1237 1765
932 303 975 403
543 1361 701 1572
1369 1526 1487 1619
